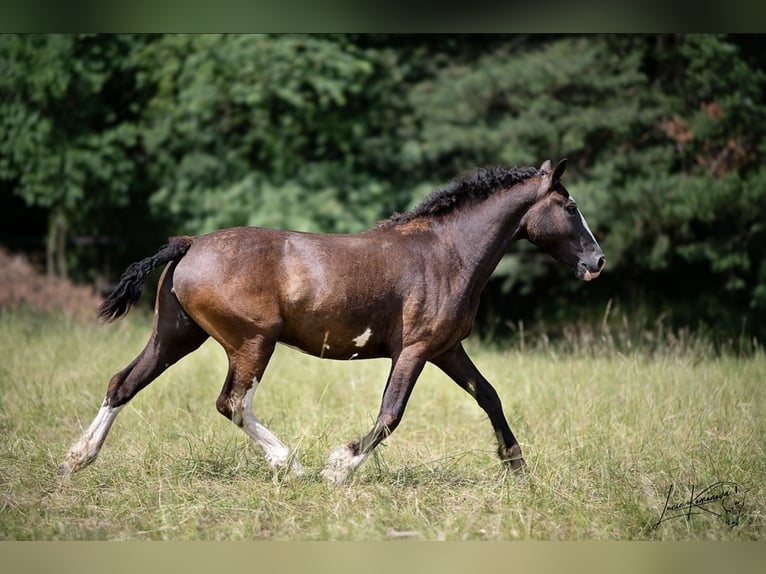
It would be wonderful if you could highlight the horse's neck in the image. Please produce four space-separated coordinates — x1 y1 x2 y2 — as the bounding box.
443 183 537 286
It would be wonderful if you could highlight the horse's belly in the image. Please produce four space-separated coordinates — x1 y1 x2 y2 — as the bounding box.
279 322 387 361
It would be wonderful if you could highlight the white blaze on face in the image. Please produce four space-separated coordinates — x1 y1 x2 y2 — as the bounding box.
569 194 598 245
569 194 602 282
352 327 372 348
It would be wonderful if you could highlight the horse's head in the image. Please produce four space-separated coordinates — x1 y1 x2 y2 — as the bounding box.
521 159 605 281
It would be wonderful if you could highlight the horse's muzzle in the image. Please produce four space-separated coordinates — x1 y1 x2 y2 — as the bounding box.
582 269 600 282
577 254 606 282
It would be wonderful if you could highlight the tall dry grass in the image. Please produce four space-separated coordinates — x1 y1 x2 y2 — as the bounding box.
0 309 763 540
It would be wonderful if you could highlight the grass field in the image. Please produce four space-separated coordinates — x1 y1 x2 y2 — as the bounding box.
0 309 763 540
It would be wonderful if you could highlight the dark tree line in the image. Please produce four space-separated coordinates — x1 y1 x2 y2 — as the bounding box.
2 34 765 343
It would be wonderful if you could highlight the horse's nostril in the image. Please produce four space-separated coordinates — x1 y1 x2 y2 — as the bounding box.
597 256 606 270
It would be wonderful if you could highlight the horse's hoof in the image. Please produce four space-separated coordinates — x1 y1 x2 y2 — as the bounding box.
509 456 527 473
58 454 78 476
499 444 526 474
321 444 363 485
320 467 351 485
283 459 307 481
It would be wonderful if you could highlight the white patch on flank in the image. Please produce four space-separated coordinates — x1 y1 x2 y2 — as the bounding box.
320 444 367 484
352 327 372 348
60 401 123 474
321 331 331 354
239 383 305 477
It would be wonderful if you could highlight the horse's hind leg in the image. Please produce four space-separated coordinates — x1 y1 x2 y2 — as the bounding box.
431 344 526 472
214 335 305 477
59 264 208 476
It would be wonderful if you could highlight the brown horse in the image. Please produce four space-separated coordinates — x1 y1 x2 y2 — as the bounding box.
59 159 604 483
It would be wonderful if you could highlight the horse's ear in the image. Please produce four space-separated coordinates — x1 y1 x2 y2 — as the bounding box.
537 159 556 197
552 158 567 185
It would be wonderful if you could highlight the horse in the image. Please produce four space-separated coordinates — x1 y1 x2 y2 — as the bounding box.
59 159 604 483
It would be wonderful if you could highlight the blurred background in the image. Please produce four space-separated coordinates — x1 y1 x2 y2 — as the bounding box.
1 34 765 347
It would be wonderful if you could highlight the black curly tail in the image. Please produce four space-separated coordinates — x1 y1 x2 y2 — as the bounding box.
98 236 194 323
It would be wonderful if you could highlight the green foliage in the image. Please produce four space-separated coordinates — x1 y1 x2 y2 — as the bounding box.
0 35 141 214
134 34 408 234
577 35 766 337
2 34 766 342
0 34 158 277
405 36 661 176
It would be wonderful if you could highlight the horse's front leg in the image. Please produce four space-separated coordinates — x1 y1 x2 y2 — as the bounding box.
321 347 426 484
431 343 526 472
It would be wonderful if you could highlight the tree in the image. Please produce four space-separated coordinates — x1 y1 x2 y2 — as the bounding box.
0 34 151 279
2 34 765 343
399 36 666 326
588 35 766 339
132 34 415 235
396 34 766 341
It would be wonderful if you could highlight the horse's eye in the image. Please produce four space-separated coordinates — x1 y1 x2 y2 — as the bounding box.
566 204 578 215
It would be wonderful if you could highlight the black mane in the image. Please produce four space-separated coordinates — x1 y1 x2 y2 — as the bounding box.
384 165 540 225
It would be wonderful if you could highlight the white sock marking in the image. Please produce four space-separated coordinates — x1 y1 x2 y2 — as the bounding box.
61 401 123 473
239 384 305 477
320 444 367 484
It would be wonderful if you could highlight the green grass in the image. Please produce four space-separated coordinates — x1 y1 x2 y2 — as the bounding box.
0 309 763 540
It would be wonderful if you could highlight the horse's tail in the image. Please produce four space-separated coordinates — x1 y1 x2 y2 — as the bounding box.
98 236 194 323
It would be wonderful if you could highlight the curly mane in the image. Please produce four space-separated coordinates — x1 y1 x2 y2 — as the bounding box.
383 165 540 226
